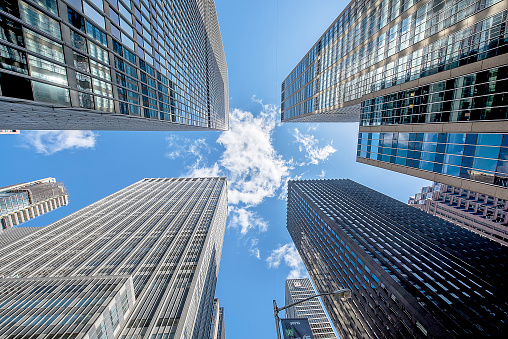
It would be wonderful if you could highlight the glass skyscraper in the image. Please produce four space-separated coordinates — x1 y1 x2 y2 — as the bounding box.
0 0 228 131
0 177 228 338
285 278 337 339
287 179 508 338
409 182 508 246
0 177 68 231
281 0 508 199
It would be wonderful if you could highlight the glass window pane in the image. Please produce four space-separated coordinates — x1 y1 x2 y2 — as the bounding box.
28 54 67 85
20 2 61 39
0 44 28 74
73 52 90 72
475 146 500 159
89 0 104 10
83 2 105 27
88 41 109 64
92 78 112 97
95 96 114 112
472 158 497 172
76 72 92 91
71 31 87 53
477 134 502 146
25 30 64 63
32 80 70 105
0 14 25 47
90 59 110 81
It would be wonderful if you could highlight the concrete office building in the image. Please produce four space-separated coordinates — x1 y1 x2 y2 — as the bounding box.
281 0 508 199
0 177 68 231
0 177 228 338
285 278 337 339
208 298 225 339
0 0 228 131
409 182 508 246
287 179 508 338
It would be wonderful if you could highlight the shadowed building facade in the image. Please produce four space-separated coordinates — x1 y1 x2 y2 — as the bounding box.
0 177 228 338
287 179 508 338
285 278 337 339
281 0 508 199
0 177 68 231
0 0 228 131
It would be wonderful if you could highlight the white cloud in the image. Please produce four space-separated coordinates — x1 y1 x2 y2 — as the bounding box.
217 101 292 206
293 128 336 165
249 238 261 259
267 243 308 279
228 206 268 235
318 170 326 178
183 99 292 208
23 130 97 155
166 136 210 161
187 162 221 178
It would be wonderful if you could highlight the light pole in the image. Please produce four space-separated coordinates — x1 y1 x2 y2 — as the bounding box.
273 288 351 339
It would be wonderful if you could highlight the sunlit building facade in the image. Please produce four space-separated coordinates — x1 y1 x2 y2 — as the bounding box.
285 278 337 339
0 0 228 131
0 177 68 231
409 182 508 246
208 298 225 339
0 177 228 338
287 179 508 338
281 0 508 199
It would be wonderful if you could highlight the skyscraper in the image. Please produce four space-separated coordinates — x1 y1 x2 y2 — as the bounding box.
208 298 225 339
281 0 508 199
409 182 508 246
0 0 228 131
285 278 337 339
0 177 228 338
0 177 68 231
287 179 508 338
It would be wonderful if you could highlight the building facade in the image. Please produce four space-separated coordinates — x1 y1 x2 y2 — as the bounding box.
287 179 508 338
285 278 337 339
281 0 508 199
0 0 228 131
208 298 225 339
216 306 224 339
0 177 228 338
0 177 68 231
409 182 508 246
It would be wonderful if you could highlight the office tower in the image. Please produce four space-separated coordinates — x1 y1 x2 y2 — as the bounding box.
285 278 337 339
216 306 225 339
0 0 228 131
409 182 508 246
0 177 228 338
0 226 41 247
209 298 225 339
281 0 508 199
287 179 508 338
0 177 68 231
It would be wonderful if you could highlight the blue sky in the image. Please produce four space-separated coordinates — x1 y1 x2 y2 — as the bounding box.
0 0 431 337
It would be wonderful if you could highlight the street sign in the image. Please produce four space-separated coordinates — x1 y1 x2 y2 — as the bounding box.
281 318 315 339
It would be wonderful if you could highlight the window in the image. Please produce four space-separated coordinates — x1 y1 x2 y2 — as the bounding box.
28 54 68 85
32 80 70 106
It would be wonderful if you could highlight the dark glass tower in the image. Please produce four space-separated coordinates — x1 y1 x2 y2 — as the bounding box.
287 179 508 338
